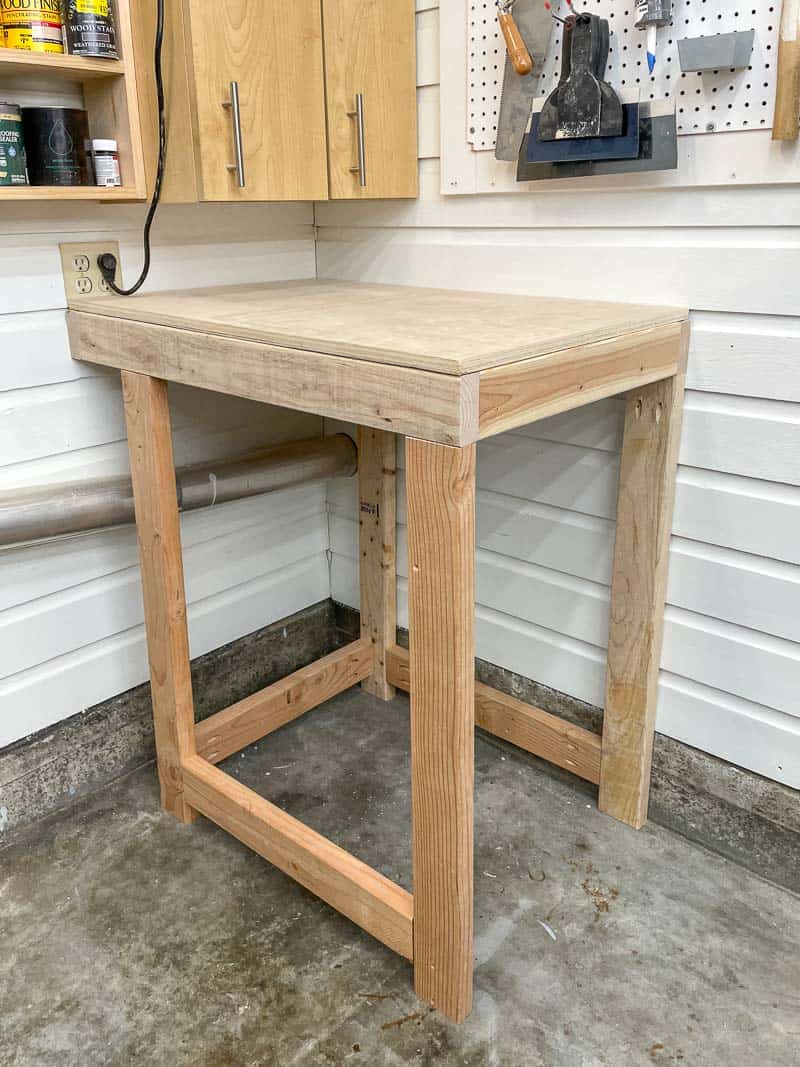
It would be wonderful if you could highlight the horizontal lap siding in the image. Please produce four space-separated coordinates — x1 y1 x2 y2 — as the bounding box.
318 2 800 789
0 203 323 748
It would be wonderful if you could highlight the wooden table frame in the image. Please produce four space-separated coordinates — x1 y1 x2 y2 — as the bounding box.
71 291 688 1025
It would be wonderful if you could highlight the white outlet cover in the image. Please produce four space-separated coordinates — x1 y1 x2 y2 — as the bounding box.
59 241 122 302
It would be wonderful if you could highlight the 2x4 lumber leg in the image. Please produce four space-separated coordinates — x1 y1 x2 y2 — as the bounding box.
599 361 687 830
122 370 197 824
358 427 397 700
407 437 476 1024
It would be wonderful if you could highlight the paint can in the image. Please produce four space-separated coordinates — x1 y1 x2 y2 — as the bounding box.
0 0 65 53
21 107 90 185
0 102 28 185
63 0 117 59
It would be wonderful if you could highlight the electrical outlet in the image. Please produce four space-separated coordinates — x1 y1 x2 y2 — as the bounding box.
59 241 121 301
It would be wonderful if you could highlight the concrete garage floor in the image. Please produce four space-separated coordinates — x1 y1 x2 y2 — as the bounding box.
1 689 798 1067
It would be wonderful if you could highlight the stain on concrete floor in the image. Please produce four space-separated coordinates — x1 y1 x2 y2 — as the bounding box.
1 689 798 1066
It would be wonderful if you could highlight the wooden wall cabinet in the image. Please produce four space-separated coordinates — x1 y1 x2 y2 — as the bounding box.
323 0 418 200
134 0 417 204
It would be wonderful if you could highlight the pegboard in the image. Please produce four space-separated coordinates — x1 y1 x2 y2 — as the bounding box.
467 0 781 152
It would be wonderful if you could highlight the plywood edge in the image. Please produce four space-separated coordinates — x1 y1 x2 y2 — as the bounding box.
65 283 688 376
478 321 686 439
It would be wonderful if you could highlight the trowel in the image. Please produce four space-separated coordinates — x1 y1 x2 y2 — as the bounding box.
494 0 555 161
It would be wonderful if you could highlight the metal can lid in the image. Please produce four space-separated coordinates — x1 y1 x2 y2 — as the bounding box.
91 139 119 152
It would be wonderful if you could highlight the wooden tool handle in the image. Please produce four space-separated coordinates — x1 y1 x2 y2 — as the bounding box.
773 0 800 141
498 11 533 76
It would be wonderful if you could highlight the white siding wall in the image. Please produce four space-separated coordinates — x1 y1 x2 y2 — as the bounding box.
0 202 327 748
317 3 800 789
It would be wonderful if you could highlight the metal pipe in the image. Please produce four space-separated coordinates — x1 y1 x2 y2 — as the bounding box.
0 434 357 548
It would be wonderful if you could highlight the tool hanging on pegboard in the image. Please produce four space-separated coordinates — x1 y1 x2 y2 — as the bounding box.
495 0 533 75
516 8 677 182
537 12 623 140
494 0 555 160
634 0 672 74
469 0 774 147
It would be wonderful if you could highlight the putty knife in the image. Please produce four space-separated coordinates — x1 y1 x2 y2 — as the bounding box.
494 0 555 161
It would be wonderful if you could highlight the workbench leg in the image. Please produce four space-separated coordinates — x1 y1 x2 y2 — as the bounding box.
122 371 197 824
599 361 687 830
358 428 397 699
407 438 475 1023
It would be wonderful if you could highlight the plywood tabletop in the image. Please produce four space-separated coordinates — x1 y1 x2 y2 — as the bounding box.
73 280 687 376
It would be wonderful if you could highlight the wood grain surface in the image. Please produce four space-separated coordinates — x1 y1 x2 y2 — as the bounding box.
358 429 398 698
323 0 418 199
407 438 475 1022
183 754 414 959
122 371 197 823
599 344 688 828
195 640 374 764
182 0 328 201
479 323 683 437
70 280 687 376
68 311 480 445
386 645 602 785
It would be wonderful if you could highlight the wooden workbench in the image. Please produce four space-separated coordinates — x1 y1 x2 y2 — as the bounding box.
68 280 689 1023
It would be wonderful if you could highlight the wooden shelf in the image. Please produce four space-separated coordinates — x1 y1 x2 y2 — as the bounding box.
0 0 145 202
0 49 124 80
0 185 141 201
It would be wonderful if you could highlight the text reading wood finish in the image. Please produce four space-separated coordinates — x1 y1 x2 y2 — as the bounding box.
407 439 476 1024
182 754 413 959
358 428 398 699
122 371 196 823
386 645 602 785
196 640 374 764
599 330 689 828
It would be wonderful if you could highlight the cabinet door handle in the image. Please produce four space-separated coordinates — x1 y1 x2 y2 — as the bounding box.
347 93 367 187
222 81 246 188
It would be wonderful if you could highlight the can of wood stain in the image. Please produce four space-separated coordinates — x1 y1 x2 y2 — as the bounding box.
0 0 65 52
0 102 28 185
63 0 117 59
22 106 90 185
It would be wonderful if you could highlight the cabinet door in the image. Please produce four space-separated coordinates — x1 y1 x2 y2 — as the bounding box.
183 0 329 202
323 0 418 200
132 0 200 203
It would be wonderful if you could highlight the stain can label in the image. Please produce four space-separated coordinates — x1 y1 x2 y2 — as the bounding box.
64 0 117 58
1 0 65 53
0 103 29 185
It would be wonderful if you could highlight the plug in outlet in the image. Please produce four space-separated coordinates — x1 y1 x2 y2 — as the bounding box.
59 241 121 301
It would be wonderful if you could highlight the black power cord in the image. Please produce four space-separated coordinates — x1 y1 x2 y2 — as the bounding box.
98 0 166 296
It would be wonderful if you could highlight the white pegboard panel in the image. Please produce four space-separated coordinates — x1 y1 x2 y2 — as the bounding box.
468 0 782 151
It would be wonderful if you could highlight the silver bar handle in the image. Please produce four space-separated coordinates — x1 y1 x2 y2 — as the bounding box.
347 93 367 187
222 81 246 188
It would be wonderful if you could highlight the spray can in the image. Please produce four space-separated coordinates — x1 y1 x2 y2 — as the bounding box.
0 102 28 185
63 0 118 59
0 0 65 53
